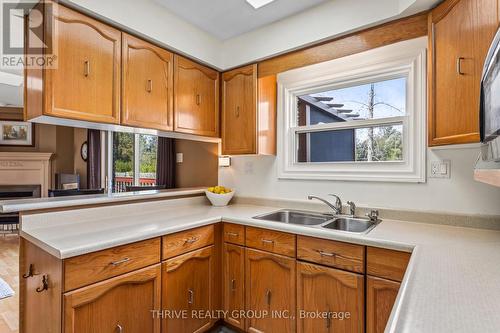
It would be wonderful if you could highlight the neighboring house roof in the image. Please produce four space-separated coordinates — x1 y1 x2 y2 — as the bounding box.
298 95 362 122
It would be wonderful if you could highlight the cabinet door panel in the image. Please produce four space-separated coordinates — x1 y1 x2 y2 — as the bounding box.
297 262 364 333
222 65 257 154
63 265 161 333
245 248 296 333
429 0 499 145
47 4 121 124
122 33 173 130
366 276 400 333
162 246 214 333
174 56 219 137
223 243 245 330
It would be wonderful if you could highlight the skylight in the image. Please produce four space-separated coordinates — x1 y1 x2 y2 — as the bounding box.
246 0 276 9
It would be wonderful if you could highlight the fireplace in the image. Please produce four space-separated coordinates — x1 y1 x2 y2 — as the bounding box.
0 185 41 234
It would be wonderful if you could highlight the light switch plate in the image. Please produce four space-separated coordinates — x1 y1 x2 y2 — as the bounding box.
176 153 183 163
430 160 451 178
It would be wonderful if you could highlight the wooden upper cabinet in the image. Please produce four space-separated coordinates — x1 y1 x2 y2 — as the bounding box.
297 262 364 333
122 33 173 130
428 0 499 146
222 64 276 155
162 246 215 333
245 248 296 333
25 1 121 124
222 65 257 154
63 265 161 333
174 55 219 137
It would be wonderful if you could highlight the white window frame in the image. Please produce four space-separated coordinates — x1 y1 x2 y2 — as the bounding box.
277 37 427 183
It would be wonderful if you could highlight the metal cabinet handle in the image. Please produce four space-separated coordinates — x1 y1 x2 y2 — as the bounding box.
23 263 36 278
457 57 465 75
231 279 236 292
196 94 201 105
326 309 331 329
116 324 123 333
36 275 49 293
110 257 130 266
226 232 239 237
185 236 198 244
188 289 194 304
261 239 274 244
265 289 272 306
235 106 240 118
84 60 90 77
146 79 153 93
318 250 335 257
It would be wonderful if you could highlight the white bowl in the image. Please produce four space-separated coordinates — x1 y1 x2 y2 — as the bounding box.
205 190 235 207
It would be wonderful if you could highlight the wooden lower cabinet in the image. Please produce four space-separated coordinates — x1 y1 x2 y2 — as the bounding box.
245 248 296 333
366 276 401 333
223 243 246 330
63 264 161 333
297 262 364 333
162 246 215 333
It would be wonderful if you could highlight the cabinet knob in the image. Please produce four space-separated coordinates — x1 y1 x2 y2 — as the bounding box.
36 275 49 293
84 60 90 77
146 79 153 93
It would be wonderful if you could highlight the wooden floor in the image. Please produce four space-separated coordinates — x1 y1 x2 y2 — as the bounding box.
0 234 19 333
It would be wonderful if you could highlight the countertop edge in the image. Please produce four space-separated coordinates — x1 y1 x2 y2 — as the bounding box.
0 188 206 213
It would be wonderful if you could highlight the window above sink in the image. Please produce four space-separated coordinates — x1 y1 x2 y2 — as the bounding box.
277 38 427 182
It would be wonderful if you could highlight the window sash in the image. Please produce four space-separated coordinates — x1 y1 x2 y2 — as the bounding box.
291 116 406 133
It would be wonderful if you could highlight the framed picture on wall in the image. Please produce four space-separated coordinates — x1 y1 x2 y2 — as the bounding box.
0 121 35 146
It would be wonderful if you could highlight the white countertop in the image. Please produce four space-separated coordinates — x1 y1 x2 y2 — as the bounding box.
20 196 500 333
0 187 206 213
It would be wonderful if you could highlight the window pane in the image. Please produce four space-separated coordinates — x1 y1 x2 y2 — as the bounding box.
297 77 406 126
113 132 134 192
297 124 403 163
139 134 158 187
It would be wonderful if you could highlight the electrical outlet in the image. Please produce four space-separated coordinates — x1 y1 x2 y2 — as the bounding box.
430 160 451 178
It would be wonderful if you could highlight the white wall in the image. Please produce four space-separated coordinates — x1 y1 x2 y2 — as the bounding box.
219 146 500 216
220 0 401 69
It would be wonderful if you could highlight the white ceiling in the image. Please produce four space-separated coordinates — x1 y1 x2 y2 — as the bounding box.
153 0 329 40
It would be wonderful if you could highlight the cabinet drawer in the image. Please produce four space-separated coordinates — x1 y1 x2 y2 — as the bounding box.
64 238 160 291
297 236 365 273
223 223 245 245
245 226 296 257
162 225 214 259
367 247 411 282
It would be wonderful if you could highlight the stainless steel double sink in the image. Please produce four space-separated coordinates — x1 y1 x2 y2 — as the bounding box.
253 209 378 234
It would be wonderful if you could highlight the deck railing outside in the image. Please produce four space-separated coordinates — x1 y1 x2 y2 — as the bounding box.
114 172 156 192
